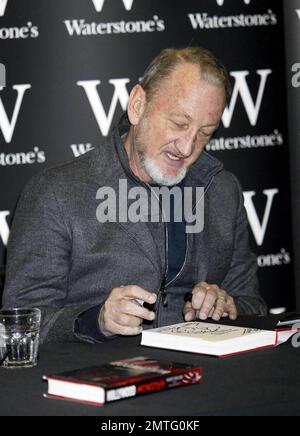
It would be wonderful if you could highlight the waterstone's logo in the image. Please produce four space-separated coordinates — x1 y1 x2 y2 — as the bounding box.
64 0 164 36
0 82 46 166
205 69 284 152
96 180 205 234
0 1 39 39
64 17 165 37
188 0 277 30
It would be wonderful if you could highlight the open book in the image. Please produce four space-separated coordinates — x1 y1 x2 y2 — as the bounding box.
141 322 296 358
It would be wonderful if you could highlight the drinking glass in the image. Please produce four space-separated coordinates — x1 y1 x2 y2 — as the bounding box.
0 308 41 368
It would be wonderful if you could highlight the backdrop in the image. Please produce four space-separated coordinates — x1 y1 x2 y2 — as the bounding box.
0 0 295 312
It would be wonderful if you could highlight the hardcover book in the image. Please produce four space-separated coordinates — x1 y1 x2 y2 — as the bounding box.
43 356 202 406
141 321 284 357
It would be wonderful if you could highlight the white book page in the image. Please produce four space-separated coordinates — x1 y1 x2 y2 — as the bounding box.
154 322 262 343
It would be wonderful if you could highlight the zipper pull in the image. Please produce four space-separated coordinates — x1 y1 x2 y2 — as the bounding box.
162 292 168 308
159 284 168 308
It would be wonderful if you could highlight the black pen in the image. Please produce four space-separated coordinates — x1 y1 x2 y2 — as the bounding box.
135 298 156 312
137 293 193 310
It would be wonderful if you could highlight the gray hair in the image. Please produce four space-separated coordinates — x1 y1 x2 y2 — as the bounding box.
140 47 232 104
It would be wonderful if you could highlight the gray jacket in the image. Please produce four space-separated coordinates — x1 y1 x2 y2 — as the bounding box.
2 116 267 343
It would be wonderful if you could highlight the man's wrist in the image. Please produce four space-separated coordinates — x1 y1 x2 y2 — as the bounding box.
97 305 116 338
75 304 117 343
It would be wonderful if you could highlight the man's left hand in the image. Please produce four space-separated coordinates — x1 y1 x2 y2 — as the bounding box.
184 282 238 322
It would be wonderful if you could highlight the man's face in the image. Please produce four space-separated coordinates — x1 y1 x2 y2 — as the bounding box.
128 63 226 186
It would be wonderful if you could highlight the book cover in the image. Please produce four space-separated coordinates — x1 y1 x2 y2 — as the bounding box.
43 356 203 406
141 322 279 357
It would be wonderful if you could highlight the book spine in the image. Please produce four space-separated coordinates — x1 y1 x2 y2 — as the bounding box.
105 368 202 403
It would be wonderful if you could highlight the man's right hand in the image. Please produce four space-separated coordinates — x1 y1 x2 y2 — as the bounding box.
98 285 157 337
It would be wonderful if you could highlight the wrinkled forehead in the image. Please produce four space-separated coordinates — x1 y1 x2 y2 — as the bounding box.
148 64 226 123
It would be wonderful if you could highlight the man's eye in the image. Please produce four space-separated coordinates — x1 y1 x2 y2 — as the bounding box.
200 130 213 138
173 122 188 129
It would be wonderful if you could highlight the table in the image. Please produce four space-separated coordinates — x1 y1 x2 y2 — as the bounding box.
0 320 300 416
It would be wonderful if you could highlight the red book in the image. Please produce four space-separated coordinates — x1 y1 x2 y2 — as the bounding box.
43 356 202 406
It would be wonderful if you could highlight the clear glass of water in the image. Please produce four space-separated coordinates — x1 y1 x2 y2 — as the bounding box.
0 308 41 369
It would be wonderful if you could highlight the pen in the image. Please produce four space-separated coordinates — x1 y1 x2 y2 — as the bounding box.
135 299 156 312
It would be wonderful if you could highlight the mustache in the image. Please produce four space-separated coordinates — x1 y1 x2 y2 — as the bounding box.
164 145 194 160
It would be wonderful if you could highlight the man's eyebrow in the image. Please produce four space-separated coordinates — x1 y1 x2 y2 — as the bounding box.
169 112 193 122
169 112 220 129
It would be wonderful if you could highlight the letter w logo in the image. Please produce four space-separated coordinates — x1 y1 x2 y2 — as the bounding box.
0 84 31 143
92 0 134 12
244 189 279 246
0 211 10 247
0 0 8 17
77 79 130 136
222 70 272 128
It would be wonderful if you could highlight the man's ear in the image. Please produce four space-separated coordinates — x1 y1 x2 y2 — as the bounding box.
127 85 147 126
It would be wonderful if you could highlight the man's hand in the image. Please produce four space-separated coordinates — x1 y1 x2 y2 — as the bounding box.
184 282 237 322
99 285 157 337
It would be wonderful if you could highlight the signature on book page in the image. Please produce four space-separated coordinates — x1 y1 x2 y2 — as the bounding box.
161 323 256 337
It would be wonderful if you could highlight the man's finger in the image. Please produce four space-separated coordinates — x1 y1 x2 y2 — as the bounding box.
211 297 227 321
190 286 208 310
226 297 238 320
196 288 218 320
113 311 144 328
120 285 157 305
105 319 143 336
183 301 196 322
119 299 156 322
208 308 215 318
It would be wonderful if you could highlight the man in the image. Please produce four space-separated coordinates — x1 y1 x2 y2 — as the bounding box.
2 47 267 343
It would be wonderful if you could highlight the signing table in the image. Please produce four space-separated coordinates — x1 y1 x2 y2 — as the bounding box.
0 319 300 416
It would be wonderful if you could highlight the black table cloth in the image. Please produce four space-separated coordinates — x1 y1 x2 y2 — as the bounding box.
0 320 300 416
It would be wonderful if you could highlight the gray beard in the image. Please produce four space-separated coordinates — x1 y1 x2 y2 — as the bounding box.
133 115 188 186
140 153 188 187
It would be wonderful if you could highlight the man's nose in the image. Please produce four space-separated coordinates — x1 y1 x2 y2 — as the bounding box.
175 131 196 158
